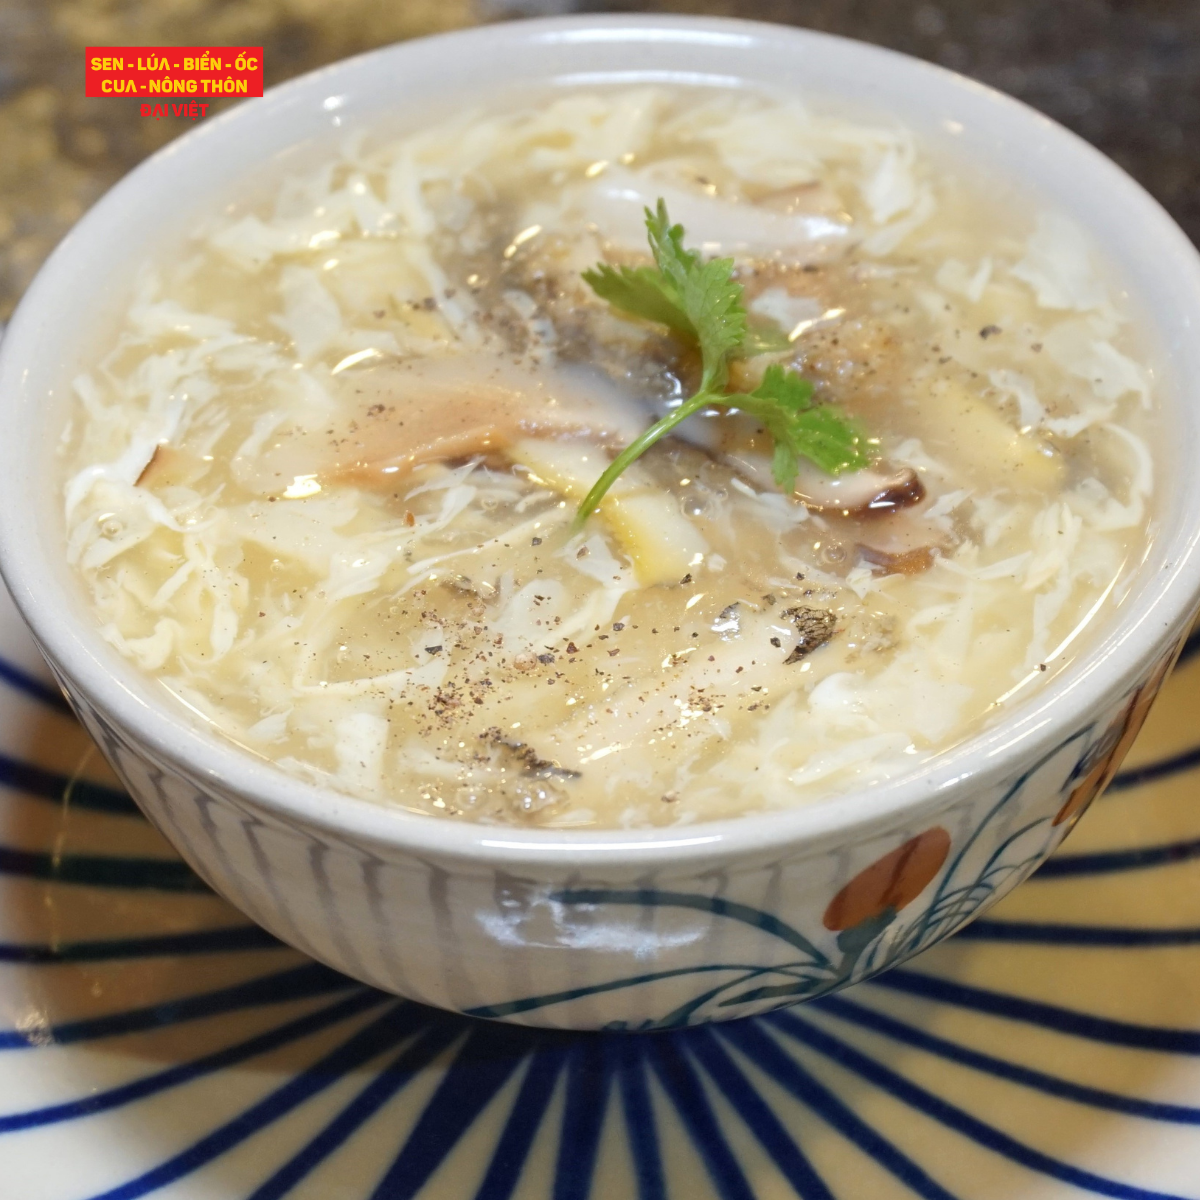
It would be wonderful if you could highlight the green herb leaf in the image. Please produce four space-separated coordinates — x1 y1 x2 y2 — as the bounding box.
644 198 700 292
737 320 793 357
575 200 875 530
733 365 872 489
579 263 692 337
680 254 746 391
645 199 745 389
580 202 694 335
584 201 748 390
747 362 816 411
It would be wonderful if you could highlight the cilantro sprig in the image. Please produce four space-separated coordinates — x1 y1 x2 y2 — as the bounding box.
574 200 872 528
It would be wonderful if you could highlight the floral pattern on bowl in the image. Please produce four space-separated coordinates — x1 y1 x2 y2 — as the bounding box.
43 637 1178 1030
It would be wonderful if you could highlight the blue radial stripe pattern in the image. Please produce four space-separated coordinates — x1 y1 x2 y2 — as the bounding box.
0 598 1199 1199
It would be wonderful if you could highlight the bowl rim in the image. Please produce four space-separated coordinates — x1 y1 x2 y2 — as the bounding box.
2 11 1199 866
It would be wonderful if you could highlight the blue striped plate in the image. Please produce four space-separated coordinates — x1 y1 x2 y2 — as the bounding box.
0 582 1197 1200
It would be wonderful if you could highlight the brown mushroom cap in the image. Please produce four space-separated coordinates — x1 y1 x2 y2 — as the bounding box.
791 461 926 517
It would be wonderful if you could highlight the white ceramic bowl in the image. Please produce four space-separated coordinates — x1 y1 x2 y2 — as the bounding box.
1 15 1198 1030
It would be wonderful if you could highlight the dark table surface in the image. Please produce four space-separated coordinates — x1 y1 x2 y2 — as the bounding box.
1 0 1196 320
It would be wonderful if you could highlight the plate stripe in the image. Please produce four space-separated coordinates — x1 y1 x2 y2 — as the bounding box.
0 752 136 815
1109 745 1200 791
813 995 1200 1124
370 1024 530 1200
718 1019 959 1200
956 921 1200 946
475 1044 568 1200
1035 837 1200 878
250 1017 463 1200
0 962 357 1049
648 1036 758 1200
0 844 204 892
873 971 1200 1053
615 1037 666 1200
552 1037 612 1200
0 925 280 963
772 1011 1191 1199
89 1003 428 1200
0 655 73 715
0 990 388 1132
686 1027 836 1200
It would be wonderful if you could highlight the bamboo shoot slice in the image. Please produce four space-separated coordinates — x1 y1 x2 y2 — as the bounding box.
918 379 1065 493
510 438 707 587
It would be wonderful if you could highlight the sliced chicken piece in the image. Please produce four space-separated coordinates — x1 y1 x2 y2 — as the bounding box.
233 356 650 497
749 180 848 219
578 166 851 258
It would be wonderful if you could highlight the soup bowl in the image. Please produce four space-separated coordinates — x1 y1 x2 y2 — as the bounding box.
0 15 1198 1030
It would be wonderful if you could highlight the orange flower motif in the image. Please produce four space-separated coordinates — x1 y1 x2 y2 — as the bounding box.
1053 645 1177 829
823 827 951 932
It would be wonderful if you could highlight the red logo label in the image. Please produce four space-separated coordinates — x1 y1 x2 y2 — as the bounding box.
85 47 263 99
